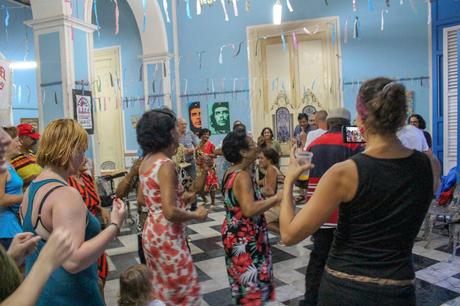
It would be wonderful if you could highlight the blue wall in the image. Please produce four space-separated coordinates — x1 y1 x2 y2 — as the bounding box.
177 0 430 144
0 0 38 124
92 0 144 152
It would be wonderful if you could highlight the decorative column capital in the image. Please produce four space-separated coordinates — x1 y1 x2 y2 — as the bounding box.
25 15 97 34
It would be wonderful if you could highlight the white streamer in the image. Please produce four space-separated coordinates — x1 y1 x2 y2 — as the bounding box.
163 0 170 23
220 0 229 21
286 0 293 12
232 0 238 16
197 0 201 15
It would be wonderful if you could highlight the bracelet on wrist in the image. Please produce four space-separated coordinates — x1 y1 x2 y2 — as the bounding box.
109 222 120 233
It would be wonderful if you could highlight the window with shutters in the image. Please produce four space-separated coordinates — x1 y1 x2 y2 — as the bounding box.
443 25 459 174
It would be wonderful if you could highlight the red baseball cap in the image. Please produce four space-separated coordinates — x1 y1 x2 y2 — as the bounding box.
17 124 40 140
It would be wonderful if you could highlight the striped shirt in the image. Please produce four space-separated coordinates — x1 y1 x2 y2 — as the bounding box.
67 172 101 216
306 129 364 227
10 151 42 189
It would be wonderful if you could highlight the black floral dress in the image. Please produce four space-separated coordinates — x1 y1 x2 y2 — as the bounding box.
221 170 275 305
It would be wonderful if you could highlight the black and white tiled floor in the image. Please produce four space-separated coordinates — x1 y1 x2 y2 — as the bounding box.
104 194 460 306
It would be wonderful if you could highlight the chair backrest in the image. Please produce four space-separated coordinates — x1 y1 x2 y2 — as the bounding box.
101 160 116 170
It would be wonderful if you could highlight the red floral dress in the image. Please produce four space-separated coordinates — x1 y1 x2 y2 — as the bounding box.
140 158 201 306
197 140 219 192
221 170 275 305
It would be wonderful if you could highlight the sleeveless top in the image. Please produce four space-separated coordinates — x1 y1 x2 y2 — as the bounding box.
327 151 433 280
0 164 23 238
23 179 104 306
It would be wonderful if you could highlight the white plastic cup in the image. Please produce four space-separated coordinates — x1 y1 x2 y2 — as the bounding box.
295 150 313 181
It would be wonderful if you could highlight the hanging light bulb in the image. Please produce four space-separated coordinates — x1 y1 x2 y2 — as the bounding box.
273 0 282 25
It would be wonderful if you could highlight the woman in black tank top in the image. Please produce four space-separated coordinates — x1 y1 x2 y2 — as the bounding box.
279 77 441 306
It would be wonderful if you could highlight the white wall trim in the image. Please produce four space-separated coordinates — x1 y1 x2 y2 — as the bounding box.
25 15 97 33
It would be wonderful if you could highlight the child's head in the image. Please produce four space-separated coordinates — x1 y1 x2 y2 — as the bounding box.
118 264 152 306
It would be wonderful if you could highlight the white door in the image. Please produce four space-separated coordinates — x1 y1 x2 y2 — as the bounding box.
93 48 125 171
443 25 459 174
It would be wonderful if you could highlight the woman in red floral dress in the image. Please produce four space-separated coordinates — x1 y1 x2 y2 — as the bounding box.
136 109 208 306
221 127 281 305
196 128 219 207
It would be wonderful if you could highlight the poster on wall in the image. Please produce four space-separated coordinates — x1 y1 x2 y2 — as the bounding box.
208 102 230 135
188 101 202 135
0 59 12 126
406 91 414 116
73 90 94 135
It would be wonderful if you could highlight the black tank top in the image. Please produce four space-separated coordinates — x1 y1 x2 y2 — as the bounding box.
327 151 433 280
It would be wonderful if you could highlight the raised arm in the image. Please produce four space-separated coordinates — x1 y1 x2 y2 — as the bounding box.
116 159 141 198
51 188 125 274
234 170 280 218
158 160 207 223
280 147 358 245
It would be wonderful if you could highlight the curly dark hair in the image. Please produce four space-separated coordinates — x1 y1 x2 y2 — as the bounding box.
358 77 407 135
407 114 427 130
297 113 308 121
198 128 211 138
222 127 249 163
261 147 279 166
260 127 274 139
136 109 177 156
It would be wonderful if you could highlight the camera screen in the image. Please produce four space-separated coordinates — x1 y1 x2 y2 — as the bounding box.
343 126 365 143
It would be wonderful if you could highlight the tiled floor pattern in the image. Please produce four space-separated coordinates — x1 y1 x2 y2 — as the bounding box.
104 195 460 306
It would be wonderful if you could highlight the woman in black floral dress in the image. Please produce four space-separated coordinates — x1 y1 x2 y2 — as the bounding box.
221 127 281 305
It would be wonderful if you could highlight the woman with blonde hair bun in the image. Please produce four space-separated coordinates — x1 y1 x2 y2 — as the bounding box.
20 119 126 306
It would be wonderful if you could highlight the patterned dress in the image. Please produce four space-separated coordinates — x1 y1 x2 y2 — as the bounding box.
197 140 219 192
221 170 275 305
140 158 201 306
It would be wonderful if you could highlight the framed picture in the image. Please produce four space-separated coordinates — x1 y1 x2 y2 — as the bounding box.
188 101 202 135
208 102 230 135
273 107 293 143
73 89 94 135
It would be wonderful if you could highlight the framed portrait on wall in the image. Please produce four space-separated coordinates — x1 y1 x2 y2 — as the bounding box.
273 107 293 143
188 101 202 135
73 89 94 135
208 102 230 135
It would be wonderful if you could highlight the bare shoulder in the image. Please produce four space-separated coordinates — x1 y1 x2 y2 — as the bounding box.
323 160 358 202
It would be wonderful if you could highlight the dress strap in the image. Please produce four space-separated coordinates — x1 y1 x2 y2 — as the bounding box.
33 185 66 232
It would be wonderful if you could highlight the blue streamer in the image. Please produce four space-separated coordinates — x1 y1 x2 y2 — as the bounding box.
93 0 101 37
142 0 146 32
18 86 22 103
185 0 192 19
368 0 375 11
4 6 9 27
281 32 286 51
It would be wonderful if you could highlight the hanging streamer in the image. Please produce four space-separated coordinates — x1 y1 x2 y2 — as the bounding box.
97 76 102 92
185 0 192 19
219 44 226 64
163 0 170 23
183 79 188 95
234 41 244 57
4 6 9 27
368 0 375 11
330 23 336 45
142 0 147 32
381 9 385 31
232 0 238 16
197 0 202 15
54 91 58 104
220 0 229 21
211 79 215 94
385 0 390 8
139 64 143 82
114 0 120 34
353 16 360 39
352 0 357 12
198 51 205 69
281 32 286 51
42 89 46 105
344 17 349 44
24 29 29 61
286 0 293 12
109 72 114 87
303 25 320 35
18 86 22 103
324 0 328 5
291 32 298 49
400 0 403 4
245 0 251 11
93 0 100 37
